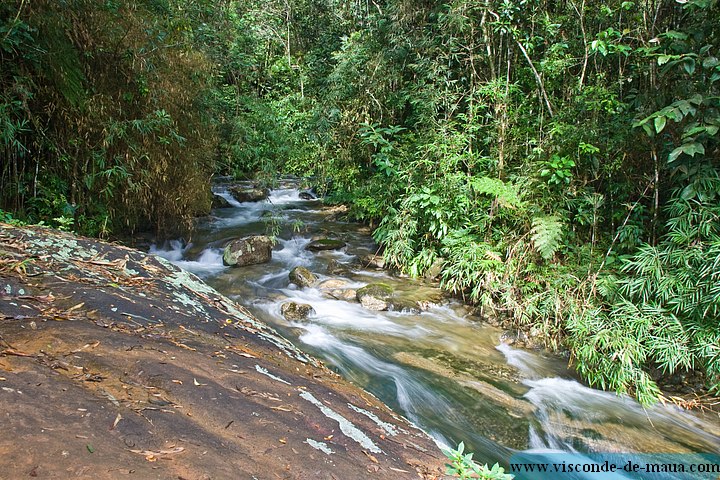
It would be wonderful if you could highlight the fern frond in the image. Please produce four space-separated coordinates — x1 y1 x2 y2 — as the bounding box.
530 215 563 261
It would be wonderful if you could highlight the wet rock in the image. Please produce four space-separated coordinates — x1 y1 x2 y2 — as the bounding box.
356 283 394 311
289 266 317 288
0 224 449 480
299 191 316 200
229 186 269 203
212 194 232 209
318 279 349 290
223 236 273 267
326 259 351 275
361 254 385 269
328 289 358 302
306 238 346 251
388 299 422 315
281 302 315 320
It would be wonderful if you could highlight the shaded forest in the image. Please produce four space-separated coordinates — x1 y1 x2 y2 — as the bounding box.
1 0 719 404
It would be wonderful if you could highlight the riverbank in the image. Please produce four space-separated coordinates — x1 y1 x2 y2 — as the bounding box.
0 223 448 479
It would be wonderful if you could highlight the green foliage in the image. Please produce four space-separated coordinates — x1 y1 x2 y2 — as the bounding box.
570 179 720 401
444 442 514 480
1 0 219 236
540 155 575 186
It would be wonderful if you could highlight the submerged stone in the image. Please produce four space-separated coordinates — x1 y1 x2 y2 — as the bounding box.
223 236 273 267
306 238 346 251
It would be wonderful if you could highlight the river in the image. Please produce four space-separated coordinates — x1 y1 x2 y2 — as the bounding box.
149 180 720 473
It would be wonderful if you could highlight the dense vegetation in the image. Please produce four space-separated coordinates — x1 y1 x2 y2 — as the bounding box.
1 0 718 404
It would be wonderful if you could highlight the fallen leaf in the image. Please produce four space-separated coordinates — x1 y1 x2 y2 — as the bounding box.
86 444 95 453
363 451 379 464
66 302 85 313
111 413 122 430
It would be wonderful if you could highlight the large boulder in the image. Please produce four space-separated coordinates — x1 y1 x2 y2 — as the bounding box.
0 225 448 479
280 302 315 321
223 236 273 267
306 238 346 251
289 266 317 288
229 186 269 203
356 283 394 311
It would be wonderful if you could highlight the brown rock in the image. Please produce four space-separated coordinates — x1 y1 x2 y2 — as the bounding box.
223 236 272 267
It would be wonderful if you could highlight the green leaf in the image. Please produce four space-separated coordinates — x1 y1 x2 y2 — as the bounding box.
641 122 654 137
703 56 719 68
668 142 706 163
681 184 697 200
654 116 667 133
688 93 703 105
683 58 696 75
657 54 672 65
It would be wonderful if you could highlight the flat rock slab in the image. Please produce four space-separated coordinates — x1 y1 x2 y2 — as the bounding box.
0 224 447 479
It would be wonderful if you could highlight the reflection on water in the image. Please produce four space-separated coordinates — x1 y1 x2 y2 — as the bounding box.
149 179 720 464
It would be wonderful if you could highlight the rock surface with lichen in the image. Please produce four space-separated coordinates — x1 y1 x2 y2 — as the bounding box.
223 235 273 267
0 224 447 479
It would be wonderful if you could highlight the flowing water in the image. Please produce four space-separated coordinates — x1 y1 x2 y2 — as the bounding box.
150 179 720 470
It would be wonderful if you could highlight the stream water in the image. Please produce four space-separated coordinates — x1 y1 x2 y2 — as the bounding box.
150 179 720 473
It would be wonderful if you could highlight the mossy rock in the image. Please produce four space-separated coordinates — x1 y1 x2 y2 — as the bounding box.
356 283 394 311
289 266 317 288
223 236 272 267
280 302 315 321
306 238 345 251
